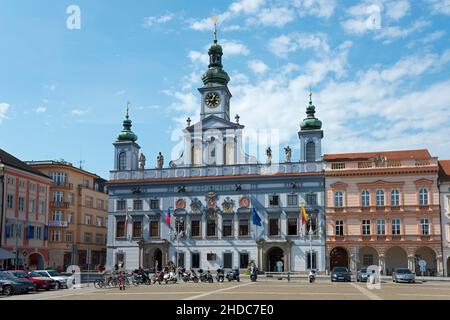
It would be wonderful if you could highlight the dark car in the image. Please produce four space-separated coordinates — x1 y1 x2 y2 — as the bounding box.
8 270 55 290
357 268 369 282
331 267 352 282
0 272 32 296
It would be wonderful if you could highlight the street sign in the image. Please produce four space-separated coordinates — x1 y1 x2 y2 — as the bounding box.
419 260 426 272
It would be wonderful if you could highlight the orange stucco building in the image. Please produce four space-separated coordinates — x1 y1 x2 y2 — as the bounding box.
325 149 443 276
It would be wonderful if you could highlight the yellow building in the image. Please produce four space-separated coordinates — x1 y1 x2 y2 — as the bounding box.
27 161 108 271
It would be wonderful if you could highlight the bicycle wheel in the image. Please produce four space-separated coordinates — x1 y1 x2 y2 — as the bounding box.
94 279 103 289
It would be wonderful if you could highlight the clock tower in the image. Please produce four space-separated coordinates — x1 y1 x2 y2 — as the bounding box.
199 23 231 121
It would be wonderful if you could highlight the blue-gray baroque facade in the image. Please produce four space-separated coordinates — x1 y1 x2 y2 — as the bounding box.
106 34 326 273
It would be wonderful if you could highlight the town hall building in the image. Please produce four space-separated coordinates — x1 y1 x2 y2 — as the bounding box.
106 31 326 273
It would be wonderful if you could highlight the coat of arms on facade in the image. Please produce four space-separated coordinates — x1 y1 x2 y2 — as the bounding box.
206 207 216 219
239 197 250 208
190 198 202 214
374 155 387 167
176 198 186 209
221 197 235 213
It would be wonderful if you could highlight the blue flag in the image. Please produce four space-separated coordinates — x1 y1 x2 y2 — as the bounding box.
252 208 262 226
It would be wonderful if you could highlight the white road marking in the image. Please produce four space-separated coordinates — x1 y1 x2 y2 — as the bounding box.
350 283 383 300
398 293 450 298
183 282 254 300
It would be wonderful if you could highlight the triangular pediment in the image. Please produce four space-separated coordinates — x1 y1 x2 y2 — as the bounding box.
185 115 244 132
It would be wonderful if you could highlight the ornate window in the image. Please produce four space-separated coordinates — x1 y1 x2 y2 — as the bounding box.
419 188 429 205
391 189 400 206
361 190 370 207
362 220 371 235
335 220 344 236
118 152 127 170
420 218 430 235
306 141 316 162
391 219 401 235
334 191 344 207
375 189 385 206
376 219 386 235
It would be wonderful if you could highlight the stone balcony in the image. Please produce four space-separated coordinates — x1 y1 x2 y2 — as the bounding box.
110 161 324 181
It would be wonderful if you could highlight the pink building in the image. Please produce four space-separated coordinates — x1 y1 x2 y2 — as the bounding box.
0 149 52 270
325 149 443 276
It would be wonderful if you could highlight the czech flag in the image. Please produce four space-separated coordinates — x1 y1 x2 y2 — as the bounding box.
166 208 171 226
301 204 309 225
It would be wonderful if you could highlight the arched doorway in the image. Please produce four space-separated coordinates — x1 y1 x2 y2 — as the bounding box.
153 249 162 271
385 246 407 275
330 247 348 270
415 247 437 276
358 247 379 269
28 253 45 270
266 247 284 272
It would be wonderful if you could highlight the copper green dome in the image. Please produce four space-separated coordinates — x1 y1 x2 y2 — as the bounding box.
300 96 322 131
117 108 138 142
202 38 230 87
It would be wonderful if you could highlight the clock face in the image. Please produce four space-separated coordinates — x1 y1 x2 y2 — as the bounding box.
204 92 221 108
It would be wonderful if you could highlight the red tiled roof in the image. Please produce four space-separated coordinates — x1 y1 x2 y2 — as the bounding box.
439 160 450 180
324 149 432 162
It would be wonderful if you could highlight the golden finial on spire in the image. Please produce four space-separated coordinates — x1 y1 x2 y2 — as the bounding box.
308 87 313 102
212 16 219 42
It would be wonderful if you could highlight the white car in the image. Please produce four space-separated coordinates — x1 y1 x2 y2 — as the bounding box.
35 270 70 289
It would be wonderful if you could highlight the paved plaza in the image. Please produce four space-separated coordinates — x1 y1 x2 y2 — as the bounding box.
2 279 450 301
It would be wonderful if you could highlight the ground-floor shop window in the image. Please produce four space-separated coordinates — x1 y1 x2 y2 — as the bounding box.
223 252 233 269
306 252 317 270
239 253 249 268
191 253 200 268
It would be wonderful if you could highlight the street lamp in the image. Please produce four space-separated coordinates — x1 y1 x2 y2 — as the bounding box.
170 216 184 268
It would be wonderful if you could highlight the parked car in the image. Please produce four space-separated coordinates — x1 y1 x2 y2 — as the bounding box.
0 271 34 295
35 270 70 289
392 268 415 283
331 267 352 282
7 270 55 291
357 268 369 282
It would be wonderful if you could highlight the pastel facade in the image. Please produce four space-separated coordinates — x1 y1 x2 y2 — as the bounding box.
438 160 450 276
106 34 326 272
0 149 51 270
325 150 443 276
28 161 108 270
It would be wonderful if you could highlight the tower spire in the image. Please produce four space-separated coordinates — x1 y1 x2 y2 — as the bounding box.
117 102 138 142
300 89 322 131
212 16 219 43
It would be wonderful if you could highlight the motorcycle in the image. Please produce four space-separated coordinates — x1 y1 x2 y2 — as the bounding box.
216 268 225 283
189 270 199 283
226 268 240 282
163 270 178 284
250 266 258 282
198 269 214 283
152 270 164 284
132 269 151 285
309 270 316 283
180 268 191 283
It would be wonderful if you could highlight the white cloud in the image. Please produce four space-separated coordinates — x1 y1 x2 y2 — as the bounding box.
221 39 250 56
427 0 450 15
294 0 337 18
248 59 269 74
0 103 10 124
116 90 125 96
71 109 89 116
36 107 46 113
268 33 330 58
386 0 410 20
230 0 265 14
143 14 174 28
188 50 209 66
373 19 431 43
248 7 295 27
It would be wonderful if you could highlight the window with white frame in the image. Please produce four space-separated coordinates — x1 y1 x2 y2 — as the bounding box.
53 192 64 203
51 230 62 242
7 195 14 209
66 232 73 242
419 188 429 205
67 213 73 224
306 193 317 206
18 197 25 212
287 194 298 206
375 189 385 206
361 190 370 207
392 218 401 235
85 215 92 225
39 201 45 215
150 199 159 210
362 220 371 235
335 220 344 236
420 218 430 235
96 217 103 227
334 191 344 207
52 172 67 185
52 211 62 221
391 189 400 206
377 219 386 235
36 227 42 240
29 199 35 214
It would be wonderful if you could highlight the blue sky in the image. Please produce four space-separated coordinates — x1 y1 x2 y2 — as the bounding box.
0 0 449 179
